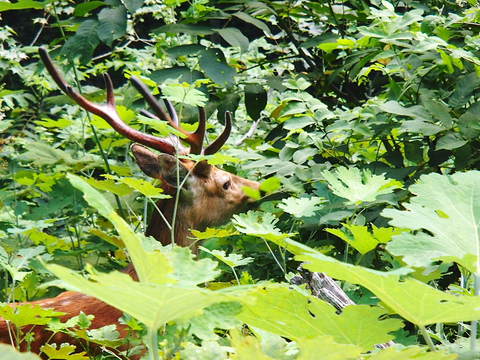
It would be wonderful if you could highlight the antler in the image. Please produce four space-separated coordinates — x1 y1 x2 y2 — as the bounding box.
38 48 232 155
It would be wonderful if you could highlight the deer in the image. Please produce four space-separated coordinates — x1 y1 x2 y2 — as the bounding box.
0 48 260 358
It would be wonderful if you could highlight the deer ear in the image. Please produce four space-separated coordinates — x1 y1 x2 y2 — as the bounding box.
131 144 164 178
193 160 212 178
131 144 188 187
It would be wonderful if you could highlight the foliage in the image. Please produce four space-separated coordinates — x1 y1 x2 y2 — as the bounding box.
1 0 480 358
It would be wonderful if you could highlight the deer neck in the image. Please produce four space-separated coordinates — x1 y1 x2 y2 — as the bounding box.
145 198 194 248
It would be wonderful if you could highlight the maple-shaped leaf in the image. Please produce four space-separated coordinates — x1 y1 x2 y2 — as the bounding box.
104 175 170 198
40 344 88 360
382 171 480 273
321 167 402 205
238 285 401 351
326 224 405 254
188 302 242 340
0 304 65 328
278 196 325 218
165 246 221 286
296 250 480 326
200 247 253 267
232 211 293 241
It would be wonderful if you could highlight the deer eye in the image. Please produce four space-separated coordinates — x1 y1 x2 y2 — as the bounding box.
223 180 231 190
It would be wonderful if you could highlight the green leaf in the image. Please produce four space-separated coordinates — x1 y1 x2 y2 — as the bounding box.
278 196 325 218
435 133 467 150
233 12 270 34
238 285 401 350
34 117 73 129
382 171 480 273
105 175 170 198
245 84 267 121
0 345 41 360
0 303 65 328
150 67 204 84
200 247 253 268
61 19 100 64
45 264 233 330
97 6 127 46
188 302 242 340
232 211 294 242
165 246 220 286
295 249 480 326
85 177 133 196
296 336 363 360
283 116 315 130
73 1 105 17
136 114 187 138
326 225 404 255
190 228 238 240
40 344 88 360
321 167 402 205
199 50 236 86
0 0 49 11
215 28 249 52
259 177 281 193
162 83 208 107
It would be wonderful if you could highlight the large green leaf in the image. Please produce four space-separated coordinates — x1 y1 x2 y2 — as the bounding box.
199 49 236 86
46 264 233 330
382 171 480 273
296 336 363 360
321 167 402 205
215 28 249 52
295 250 480 326
97 6 127 46
238 285 401 351
61 19 100 64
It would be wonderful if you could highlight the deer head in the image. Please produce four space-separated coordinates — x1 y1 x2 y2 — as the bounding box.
38 48 260 248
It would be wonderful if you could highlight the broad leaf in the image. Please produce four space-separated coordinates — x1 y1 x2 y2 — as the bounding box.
200 247 253 268
321 167 402 205
383 171 480 273
0 304 65 327
238 285 401 351
97 6 127 46
46 264 234 331
278 196 325 218
296 336 363 360
40 344 88 360
295 249 480 326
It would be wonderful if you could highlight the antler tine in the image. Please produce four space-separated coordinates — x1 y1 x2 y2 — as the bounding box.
164 99 179 126
130 76 207 155
204 111 232 155
39 48 176 155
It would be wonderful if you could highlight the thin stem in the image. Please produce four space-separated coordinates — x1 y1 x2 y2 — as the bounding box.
146 328 160 360
419 325 436 351
471 273 480 352
231 266 240 286
51 3 126 219
263 239 285 274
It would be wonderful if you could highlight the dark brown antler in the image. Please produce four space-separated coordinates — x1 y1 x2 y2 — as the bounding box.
38 48 232 156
